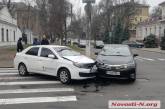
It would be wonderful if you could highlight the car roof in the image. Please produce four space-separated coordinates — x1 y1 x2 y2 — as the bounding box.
104 44 129 48
30 45 67 48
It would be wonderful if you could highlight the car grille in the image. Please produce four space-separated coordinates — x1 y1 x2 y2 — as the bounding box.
98 64 126 70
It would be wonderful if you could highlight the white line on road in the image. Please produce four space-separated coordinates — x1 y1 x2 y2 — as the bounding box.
137 57 155 61
0 81 60 86
0 73 18 76
0 69 18 73
157 58 165 61
0 96 77 105
0 88 74 94
0 76 35 80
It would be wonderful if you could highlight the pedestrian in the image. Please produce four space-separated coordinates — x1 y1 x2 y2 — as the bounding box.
33 38 40 45
17 37 24 52
41 35 49 45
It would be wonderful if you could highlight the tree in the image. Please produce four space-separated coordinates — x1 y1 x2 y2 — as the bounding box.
144 34 158 48
97 0 137 44
160 35 165 50
151 6 162 18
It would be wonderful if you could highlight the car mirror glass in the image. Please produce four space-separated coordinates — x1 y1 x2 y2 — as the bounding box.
133 54 138 57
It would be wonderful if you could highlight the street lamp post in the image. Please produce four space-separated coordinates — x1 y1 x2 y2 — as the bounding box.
83 0 95 57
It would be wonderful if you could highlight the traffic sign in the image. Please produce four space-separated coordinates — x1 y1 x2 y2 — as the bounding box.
83 0 95 3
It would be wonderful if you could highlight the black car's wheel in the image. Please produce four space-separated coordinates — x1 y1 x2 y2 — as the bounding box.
18 63 29 76
128 73 136 82
58 68 71 84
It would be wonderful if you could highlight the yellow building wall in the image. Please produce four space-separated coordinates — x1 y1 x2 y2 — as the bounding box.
130 7 149 30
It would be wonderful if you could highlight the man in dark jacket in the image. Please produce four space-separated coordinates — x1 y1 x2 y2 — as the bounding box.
41 35 49 45
17 38 24 52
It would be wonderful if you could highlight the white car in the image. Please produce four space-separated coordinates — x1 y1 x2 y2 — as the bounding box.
14 45 95 84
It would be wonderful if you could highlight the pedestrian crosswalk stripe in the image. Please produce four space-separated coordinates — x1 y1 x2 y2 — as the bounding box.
0 76 34 80
0 70 18 73
0 81 60 86
0 96 77 105
0 88 74 94
158 58 165 61
0 73 18 75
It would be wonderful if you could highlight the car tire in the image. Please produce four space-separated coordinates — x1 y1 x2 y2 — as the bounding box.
128 73 136 82
18 63 29 76
58 68 71 84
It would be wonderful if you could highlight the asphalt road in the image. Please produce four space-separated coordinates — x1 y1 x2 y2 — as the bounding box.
0 48 165 109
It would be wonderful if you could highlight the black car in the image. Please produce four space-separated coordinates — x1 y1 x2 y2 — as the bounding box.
122 40 144 48
95 44 138 82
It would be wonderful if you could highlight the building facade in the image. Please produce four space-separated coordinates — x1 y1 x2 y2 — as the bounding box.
136 1 165 41
129 3 149 41
0 6 22 46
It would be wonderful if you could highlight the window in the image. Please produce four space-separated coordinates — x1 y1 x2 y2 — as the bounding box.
140 17 142 22
6 29 9 42
26 47 39 56
14 31 15 41
1 28 4 42
40 48 55 58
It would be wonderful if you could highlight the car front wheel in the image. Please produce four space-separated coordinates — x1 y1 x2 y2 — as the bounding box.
18 63 29 76
58 68 71 84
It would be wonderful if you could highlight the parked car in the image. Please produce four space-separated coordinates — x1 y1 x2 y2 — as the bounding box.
95 44 138 82
78 40 86 48
14 45 95 84
94 41 104 49
122 40 144 48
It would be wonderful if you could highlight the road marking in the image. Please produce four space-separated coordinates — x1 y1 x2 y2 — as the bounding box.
137 57 155 61
0 76 35 80
158 58 165 61
0 70 18 73
0 96 77 105
0 81 60 86
0 73 18 76
0 88 74 94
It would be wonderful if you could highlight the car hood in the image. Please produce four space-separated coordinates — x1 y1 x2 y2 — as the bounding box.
63 55 94 64
96 55 134 65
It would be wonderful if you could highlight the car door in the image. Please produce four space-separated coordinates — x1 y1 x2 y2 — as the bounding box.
39 47 59 76
25 47 40 72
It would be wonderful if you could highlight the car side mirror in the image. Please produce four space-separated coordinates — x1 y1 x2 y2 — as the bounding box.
133 54 138 57
48 54 55 59
95 52 98 55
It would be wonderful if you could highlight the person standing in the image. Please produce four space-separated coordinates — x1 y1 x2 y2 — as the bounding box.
17 38 24 52
41 35 49 45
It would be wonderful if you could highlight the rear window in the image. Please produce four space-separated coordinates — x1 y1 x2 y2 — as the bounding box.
26 47 39 56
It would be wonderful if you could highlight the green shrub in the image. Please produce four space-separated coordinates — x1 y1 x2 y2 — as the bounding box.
144 34 158 48
160 36 165 50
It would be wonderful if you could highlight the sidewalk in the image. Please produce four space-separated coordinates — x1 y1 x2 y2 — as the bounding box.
139 48 165 54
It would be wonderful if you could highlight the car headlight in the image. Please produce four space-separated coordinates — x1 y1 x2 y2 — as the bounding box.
73 62 84 68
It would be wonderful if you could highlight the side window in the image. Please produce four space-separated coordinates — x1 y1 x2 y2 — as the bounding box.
26 47 39 56
40 48 55 58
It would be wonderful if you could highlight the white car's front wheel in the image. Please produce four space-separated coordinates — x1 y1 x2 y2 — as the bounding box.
18 63 29 76
58 68 71 84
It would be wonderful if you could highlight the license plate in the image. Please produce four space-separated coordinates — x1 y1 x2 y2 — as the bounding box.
106 71 120 75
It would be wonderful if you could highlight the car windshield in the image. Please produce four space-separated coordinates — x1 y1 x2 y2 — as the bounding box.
54 47 81 57
100 46 131 56
96 41 104 45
